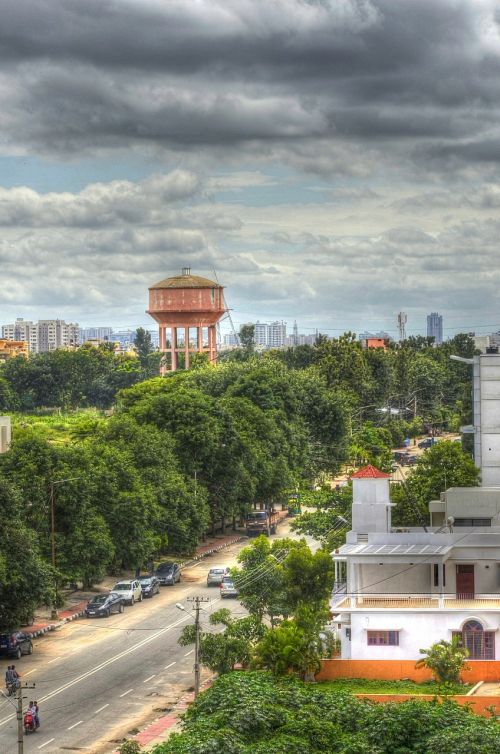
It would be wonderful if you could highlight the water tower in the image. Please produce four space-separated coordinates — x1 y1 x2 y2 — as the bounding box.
147 268 226 371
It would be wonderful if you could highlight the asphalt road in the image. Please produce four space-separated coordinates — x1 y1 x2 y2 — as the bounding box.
0 522 307 754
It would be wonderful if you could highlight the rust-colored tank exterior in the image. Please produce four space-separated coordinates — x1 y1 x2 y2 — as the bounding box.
147 268 226 371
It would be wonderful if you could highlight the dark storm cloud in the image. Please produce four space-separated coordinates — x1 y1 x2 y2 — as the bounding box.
0 0 499 164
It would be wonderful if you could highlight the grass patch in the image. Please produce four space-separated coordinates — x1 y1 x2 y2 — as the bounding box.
11 410 106 444
317 678 472 695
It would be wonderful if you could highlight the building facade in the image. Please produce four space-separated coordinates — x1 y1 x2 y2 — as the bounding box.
332 466 500 662
0 339 29 361
427 312 443 344
1 318 79 353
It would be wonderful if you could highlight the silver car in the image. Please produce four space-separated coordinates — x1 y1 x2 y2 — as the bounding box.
207 566 229 587
220 576 239 598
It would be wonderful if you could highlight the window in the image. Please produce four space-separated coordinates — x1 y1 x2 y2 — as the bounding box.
433 564 446 587
454 518 491 527
453 620 495 660
367 630 399 646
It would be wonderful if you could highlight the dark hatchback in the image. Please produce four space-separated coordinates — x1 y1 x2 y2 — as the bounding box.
0 632 33 659
138 575 160 598
155 562 181 586
85 592 125 618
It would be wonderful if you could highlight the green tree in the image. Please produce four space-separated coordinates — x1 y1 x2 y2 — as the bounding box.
393 440 479 524
178 608 265 675
416 637 469 684
134 327 154 368
239 324 255 352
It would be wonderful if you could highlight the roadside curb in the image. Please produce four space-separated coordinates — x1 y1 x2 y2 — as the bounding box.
180 535 246 569
23 601 88 639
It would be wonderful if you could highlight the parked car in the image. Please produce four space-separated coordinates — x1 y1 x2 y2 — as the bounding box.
220 576 239 599
0 632 33 659
111 579 143 605
401 456 418 466
418 437 436 449
138 575 160 598
85 592 125 618
393 451 409 463
155 562 181 586
207 566 230 587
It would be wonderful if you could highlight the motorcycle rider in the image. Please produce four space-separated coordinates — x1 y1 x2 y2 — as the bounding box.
33 700 40 728
11 665 20 687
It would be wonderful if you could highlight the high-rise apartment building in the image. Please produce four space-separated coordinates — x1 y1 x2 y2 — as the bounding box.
2 319 38 352
1 318 79 353
80 327 113 342
427 312 443 345
254 321 268 347
267 321 287 349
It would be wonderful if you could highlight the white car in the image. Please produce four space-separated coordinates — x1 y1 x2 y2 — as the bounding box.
111 579 143 605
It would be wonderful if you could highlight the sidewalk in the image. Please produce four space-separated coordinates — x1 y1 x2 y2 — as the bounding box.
19 531 248 640
112 678 214 753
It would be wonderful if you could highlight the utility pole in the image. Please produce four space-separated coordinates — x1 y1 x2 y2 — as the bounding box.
186 596 209 698
16 682 36 754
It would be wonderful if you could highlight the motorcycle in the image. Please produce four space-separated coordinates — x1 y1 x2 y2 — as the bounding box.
23 711 37 734
5 680 20 696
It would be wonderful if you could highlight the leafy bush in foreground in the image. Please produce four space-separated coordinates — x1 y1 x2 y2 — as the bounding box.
151 672 500 754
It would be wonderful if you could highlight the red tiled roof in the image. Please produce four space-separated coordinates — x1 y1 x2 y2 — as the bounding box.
351 465 391 479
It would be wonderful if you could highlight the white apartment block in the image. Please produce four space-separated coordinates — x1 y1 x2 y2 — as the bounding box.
267 321 287 349
1 318 79 353
2 319 38 352
332 467 500 662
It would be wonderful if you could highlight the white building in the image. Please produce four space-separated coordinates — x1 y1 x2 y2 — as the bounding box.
1 318 79 352
0 416 11 453
254 322 268 347
332 466 500 661
267 321 287 349
2 319 38 352
80 327 113 342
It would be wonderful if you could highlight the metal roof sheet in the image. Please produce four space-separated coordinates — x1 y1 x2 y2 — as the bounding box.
335 543 451 556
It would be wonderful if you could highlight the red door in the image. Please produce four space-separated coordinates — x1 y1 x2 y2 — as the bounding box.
456 564 474 599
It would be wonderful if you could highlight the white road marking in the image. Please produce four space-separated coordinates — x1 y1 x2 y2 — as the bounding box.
143 674 156 683
38 738 55 749
47 656 61 664
119 688 133 698
67 720 83 730
94 704 109 715
0 611 195 729
164 661 176 670
184 649 194 657
187 562 203 568
23 669 37 676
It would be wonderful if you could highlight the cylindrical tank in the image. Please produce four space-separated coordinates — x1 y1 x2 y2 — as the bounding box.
147 267 226 371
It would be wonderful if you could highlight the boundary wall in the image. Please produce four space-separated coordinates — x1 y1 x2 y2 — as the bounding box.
317 659 500 683
354 694 500 717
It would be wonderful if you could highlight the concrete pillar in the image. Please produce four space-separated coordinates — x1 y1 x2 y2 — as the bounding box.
197 326 203 352
172 327 178 371
184 326 190 369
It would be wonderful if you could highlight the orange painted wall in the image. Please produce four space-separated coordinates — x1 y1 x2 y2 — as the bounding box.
354 694 500 717
317 659 500 683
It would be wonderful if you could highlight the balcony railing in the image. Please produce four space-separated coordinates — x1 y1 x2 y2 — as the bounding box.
331 587 500 610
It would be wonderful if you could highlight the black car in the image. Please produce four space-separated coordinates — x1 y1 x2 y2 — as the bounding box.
85 592 125 618
138 575 160 598
0 632 33 659
155 561 181 586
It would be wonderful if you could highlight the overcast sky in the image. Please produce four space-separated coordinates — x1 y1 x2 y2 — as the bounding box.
1 0 500 338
